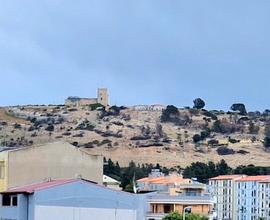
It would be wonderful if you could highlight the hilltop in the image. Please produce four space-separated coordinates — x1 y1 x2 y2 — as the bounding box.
0 103 270 168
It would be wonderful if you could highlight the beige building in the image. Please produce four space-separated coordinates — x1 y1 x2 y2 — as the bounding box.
65 88 109 107
0 142 103 192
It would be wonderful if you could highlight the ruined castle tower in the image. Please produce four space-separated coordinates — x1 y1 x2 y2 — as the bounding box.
97 88 109 106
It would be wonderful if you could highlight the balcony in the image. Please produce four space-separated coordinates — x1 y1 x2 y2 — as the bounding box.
145 212 166 220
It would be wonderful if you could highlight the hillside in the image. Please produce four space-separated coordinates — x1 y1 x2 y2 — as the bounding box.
0 104 270 168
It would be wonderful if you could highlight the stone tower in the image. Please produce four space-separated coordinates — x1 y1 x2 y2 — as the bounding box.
97 88 109 106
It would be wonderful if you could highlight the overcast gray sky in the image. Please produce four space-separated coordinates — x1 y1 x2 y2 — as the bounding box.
1 0 270 111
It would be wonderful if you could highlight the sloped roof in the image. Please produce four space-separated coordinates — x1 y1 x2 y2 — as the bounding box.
210 175 246 180
2 179 97 194
137 175 190 185
236 175 270 182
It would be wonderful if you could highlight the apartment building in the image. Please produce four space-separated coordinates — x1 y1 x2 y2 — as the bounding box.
137 170 191 192
209 175 246 220
235 175 270 220
259 179 270 220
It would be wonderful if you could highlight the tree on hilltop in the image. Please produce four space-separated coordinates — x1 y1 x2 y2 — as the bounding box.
193 98 205 109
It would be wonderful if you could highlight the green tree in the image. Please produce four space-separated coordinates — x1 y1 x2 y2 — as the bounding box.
161 105 179 123
162 212 208 220
264 121 270 149
230 103 247 115
193 98 205 109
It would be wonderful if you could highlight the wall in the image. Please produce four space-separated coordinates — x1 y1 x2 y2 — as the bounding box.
0 194 28 220
31 180 147 220
7 142 103 189
0 151 8 192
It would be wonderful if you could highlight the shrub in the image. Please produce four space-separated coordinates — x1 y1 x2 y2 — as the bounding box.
193 134 202 143
208 139 219 146
89 103 104 111
45 125 54 132
228 137 240 144
13 123 22 129
202 111 217 120
161 105 179 123
248 121 260 134
217 147 235 155
231 103 247 115
264 137 270 149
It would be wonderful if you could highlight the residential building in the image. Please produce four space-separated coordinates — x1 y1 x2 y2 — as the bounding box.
65 88 109 107
0 178 148 220
209 175 246 220
0 141 103 192
103 174 122 190
137 170 191 192
235 175 270 220
145 191 215 220
259 179 270 220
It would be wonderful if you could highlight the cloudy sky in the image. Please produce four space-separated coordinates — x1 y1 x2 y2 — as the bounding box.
1 1 270 111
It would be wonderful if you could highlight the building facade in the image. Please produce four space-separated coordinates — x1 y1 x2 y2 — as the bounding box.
137 170 191 192
65 88 109 107
0 178 148 220
209 175 246 220
259 179 270 220
235 176 270 220
103 175 122 191
0 142 103 192
146 193 214 220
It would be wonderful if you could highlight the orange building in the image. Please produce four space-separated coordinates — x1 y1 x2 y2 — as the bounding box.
146 193 214 220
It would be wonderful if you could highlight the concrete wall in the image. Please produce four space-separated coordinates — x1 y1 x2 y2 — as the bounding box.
7 142 103 189
31 180 147 220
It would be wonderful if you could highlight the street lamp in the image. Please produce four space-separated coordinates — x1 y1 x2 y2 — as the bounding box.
183 206 192 220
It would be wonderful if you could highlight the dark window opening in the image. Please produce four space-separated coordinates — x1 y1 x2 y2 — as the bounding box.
164 204 173 213
2 194 18 206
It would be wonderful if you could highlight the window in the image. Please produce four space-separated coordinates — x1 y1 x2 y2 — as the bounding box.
163 204 173 213
2 194 18 206
0 161 5 179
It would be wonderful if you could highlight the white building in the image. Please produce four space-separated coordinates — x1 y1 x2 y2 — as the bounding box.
259 179 270 220
103 174 122 190
209 175 246 220
235 175 270 220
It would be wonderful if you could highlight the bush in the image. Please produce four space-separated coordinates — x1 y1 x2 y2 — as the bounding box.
89 103 104 111
264 137 270 149
208 139 219 146
193 134 202 143
231 103 247 115
161 105 179 123
202 111 217 120
248 121 260 134
45 125 54 132
13 123 22 129
228 137 240 144
217 147 235 155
